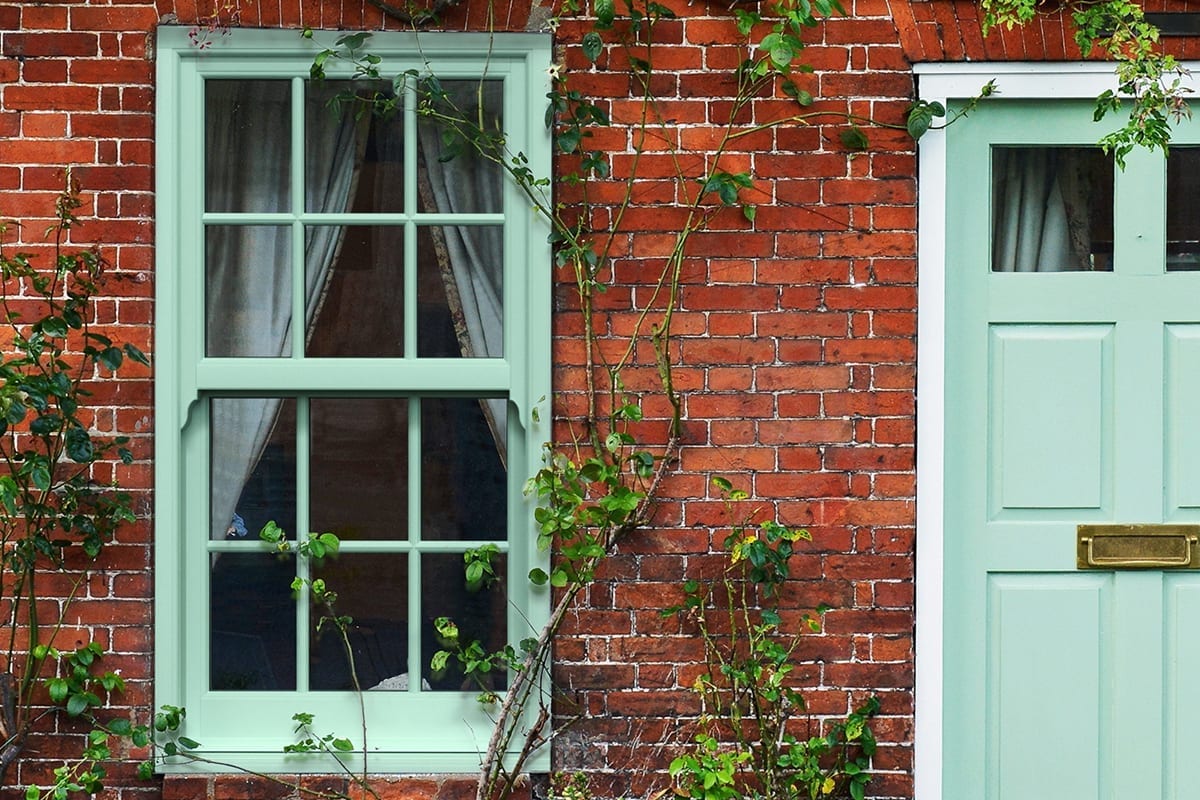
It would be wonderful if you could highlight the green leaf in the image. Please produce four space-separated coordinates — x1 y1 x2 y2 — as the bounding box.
434 617 459 642
840 124 869 151
97 346 123 371
25 785 38 800
47 677 69 703
30 464 51 492
528 567 549 585
549 568 569 588
136 760 154 781
558 128 582 154
40 316 68 338
582 32 604 63
30 414 62 435
595 0 615 27
66 427 95 463
123 343 150 366
66 693 89 717
907 105 933 140
107 718 133 737
177 736 201 750
331 737 354 751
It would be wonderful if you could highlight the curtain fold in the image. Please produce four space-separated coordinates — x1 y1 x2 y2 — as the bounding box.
417 82 508 460
207 82 362 541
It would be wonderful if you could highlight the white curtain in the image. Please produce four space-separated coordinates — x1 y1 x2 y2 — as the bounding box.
992 148 1095 273
206 82 362 540
417 82 508 460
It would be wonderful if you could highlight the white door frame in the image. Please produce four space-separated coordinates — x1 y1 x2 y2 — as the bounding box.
909 61 1188 800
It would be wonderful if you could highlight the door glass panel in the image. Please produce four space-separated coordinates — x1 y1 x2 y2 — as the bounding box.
309 553 409 690
421 397 507 542
1167 147 1200 270
310 397 409 541
206 80 291 213
992 147 1114 272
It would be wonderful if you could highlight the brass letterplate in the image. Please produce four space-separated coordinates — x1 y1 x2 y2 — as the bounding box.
1077 524 1200 569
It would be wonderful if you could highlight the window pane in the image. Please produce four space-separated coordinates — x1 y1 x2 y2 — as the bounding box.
211 397 296 544
309 398 408 541
306 80 404 215
304 226 405 357
211 552 297 690
423 553 508 692
417 80 504 215
206 226 293 357
992 147 1113 272
206 80 291 213
421 398 506 542
1167 147 1200 270
418 226 504 358
309 554 410 691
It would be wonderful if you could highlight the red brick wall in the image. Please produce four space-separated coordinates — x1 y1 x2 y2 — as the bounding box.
0 3 154 797
3 1 1173 798
548 1 916 795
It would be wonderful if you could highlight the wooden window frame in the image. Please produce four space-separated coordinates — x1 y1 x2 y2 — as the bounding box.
154 26 552 772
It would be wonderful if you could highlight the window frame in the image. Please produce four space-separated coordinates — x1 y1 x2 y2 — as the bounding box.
154 26 553 772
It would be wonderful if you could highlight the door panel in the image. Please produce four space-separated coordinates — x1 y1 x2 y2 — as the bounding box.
990 324 1112 512
1164 326 1200 515
944 101 1200 799
987 573 1108 800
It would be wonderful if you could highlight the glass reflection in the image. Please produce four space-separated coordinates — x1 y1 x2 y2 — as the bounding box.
309 398 408 541
309 554 409 690
210 397 296 544
304 226 405 358
210 552 297 690
205 226 293 357
423 552 508 692
1167 147 1200 270
206 80 291 214
421 398 507 542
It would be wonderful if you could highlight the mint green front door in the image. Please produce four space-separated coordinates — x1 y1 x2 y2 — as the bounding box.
944 102 1200 798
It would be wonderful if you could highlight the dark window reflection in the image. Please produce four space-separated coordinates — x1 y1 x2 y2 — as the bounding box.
1167 147 1200 270
210 552 297 690
310 554 409 691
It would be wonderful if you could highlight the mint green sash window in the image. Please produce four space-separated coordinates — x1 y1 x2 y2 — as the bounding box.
155 28 551 771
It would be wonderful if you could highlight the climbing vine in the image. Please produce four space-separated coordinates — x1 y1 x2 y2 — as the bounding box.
984 0 1190 162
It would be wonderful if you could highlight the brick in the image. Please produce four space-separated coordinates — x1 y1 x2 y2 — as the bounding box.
21 59 67 82
3 33 98 57
3 85 98 111
69 6 162 30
